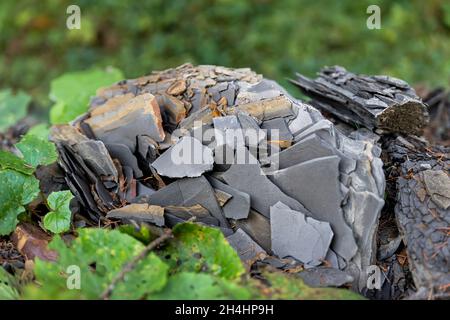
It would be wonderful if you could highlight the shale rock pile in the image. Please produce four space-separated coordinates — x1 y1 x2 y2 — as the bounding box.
51 64 385 293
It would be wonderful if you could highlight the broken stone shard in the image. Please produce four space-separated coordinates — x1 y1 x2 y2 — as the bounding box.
106 203 165 227
226 228 267 263
270 156 358 261
270 202 333 266
222 160 306 218
422 170 450 210
207 176 250 220
151 136 214 178
84 93 165 150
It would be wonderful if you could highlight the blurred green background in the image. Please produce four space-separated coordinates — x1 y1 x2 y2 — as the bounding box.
1 0 450 108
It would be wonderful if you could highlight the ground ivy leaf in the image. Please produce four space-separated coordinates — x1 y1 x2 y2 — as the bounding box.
24 228 169 299
160 222 245 280
0 169 40 235
0 150 35 175
0 267 20 300
49 68 124 124
150 272 252 300
16 134 57 168
0 89 31 132
24 123 51 141
43 191 74 234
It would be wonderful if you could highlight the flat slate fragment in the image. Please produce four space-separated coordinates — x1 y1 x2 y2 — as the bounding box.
296 267 354 288
222 160 306 218
147 176 229 227
151 136 214 178
271 156 357 261
207 176 250 220
270 202 333 266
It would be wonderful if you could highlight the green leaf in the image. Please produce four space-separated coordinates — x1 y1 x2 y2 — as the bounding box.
25 123 50 140
24 228 169 299
0 150 35 175
160 222 245 280
0 169 40 235
49 68 124 124
43 191 74 234
258 271 364 300
0 268 20 300
0 89 31 132
150 272 251 300
16 134 57 168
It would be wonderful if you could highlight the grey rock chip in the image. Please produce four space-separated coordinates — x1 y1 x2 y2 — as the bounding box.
151 136 214 178
105 143 143 178
261 118 293 146
270 156 357 261
226 229 267 263
222 159 306 218
213 115 245 147
268 134 335 170
270 202 333 266
207 176 250 219
147 176 228 227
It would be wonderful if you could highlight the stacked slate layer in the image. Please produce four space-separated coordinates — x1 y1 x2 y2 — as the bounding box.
290 66 429 135
50 64 385 293
386 136 450 299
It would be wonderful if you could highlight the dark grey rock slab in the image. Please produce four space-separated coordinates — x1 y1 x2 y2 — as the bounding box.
147 176 228 227
105 143 143 178
236 112 266 146
151 136 214 178
213 115 245 147
85 93 165 150
296 267 354 288
222 159 306 218
261 118 293 148
235 209 271 252
207 176 250 219
73 140 119 180
270 202 333 265
268 134 335 170
270 156 357 261
294 119 336 147
226 229 267 263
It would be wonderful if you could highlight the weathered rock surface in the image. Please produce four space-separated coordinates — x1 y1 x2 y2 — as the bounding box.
291 66 429 135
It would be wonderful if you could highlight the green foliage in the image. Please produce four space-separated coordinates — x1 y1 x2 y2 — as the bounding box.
0 169 40 235
0 132 58 235
0 268 20 300
43 191 74 234
0 150 35 175
16 134 57 168
24 228 169 299
160 222 245 280
0 89 30 131
1 0 449 106
49 67 123 124
150 272 252 300
23 123 50 141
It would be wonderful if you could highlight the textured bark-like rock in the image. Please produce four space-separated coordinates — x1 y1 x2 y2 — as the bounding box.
291 66 428 135
386 136 450 299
